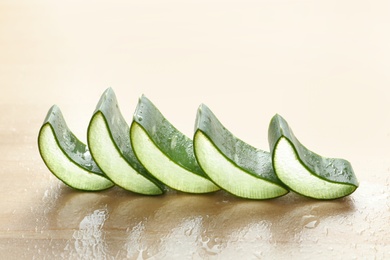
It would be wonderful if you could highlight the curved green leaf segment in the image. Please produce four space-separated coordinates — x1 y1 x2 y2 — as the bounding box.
130 95 220 193
38 105 114 191
87 88 165 195
194 104 289 199
268 114 359 199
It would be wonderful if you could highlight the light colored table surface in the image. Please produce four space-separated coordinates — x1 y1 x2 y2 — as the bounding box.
1 0 390 259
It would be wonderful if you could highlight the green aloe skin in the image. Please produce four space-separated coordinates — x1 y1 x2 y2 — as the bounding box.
87 88 165 195
38 105 114 191
194 104 289 199
268 114 359 199
38 89 358 199
130 95 220 193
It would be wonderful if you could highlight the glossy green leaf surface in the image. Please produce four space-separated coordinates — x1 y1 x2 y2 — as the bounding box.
38 105 114 191
130 95 219 193
194 104 288 199
268 114 359 199
87 88 165 195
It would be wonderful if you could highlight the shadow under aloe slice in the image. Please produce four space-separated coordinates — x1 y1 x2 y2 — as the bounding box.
38 105 114 191
87 88 165 195
268 114 359 199
130 95 220 193
193 104 289 199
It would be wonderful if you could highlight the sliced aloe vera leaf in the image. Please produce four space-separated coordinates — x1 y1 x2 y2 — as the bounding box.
87 88 165 195
38 105 114 191
130 95 220 193
193 104 288 199
268 114 359 199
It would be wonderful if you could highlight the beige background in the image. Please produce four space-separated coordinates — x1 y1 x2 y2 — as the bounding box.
1 0 389 258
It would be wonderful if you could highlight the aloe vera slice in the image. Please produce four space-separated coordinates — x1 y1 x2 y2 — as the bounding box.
193 104 288 199
38 105 114 191
87 88 165 195
268 114 359 199
130 95 220 193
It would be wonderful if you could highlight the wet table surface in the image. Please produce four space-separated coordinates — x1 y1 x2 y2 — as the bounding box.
1 0 390 259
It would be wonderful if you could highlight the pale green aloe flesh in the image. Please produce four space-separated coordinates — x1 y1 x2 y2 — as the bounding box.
194 104 288 199
268 114 359 199
130 95 220 193
87 88 165 195
38 105 114 191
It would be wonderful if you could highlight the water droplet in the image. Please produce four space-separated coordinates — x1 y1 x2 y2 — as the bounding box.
84 163 93 170
305 219 319 229
302 215 320 229
151 125 157 137
68 208 109 258
233 153 239 163
137 115 143 122
171 135 178 150
184 227 193 236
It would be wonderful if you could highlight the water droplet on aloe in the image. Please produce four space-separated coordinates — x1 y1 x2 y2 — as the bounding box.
171 135 178 150
84 163 93 170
